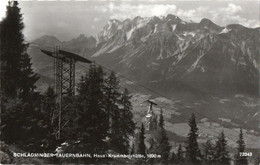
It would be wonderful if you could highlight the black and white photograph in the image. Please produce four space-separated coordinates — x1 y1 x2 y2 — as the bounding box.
0 0 259 164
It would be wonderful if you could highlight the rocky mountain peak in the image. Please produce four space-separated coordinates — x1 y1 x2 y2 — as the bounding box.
165 14 181 23
33 35 61 47
226 24 250 32
199 18 222 32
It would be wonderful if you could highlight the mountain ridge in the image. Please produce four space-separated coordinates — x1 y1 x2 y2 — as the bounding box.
31 14 259 96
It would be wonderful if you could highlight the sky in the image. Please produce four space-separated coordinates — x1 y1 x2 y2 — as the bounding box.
0 0 259 41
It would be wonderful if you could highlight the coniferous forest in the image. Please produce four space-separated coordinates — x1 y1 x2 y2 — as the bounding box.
0 1 259 165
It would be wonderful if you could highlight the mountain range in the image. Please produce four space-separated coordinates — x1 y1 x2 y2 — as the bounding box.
28 15 260 146
31 14 259 97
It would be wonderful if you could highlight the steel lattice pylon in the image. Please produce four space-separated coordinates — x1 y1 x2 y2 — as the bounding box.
41 46 91 140
54 46 75 139
54 46 75 97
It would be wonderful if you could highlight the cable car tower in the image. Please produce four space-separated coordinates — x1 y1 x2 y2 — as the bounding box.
41 46 92 140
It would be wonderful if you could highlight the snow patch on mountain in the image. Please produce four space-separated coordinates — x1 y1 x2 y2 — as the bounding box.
107 45 122 53
172 24 176 31
219 99 230 104
187 50 205 73
154 24 158 33
157 48 163 60
201 67 205 72
92 42 114 57
242 101 257 107
126 28 135 40
135 17 151 28
219 27 231 34
183 31 196 37
235 94 244 98
125 17 152 40
253 112 258 117
187 57 201 72
176 35 184 41
140 33 151 42
218 118 231 122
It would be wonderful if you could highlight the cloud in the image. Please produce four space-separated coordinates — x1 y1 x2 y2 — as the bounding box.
95 2 258 28
94 17 101 22
19 1 259 41
222 3 242 15
91 25 96 29
221 15 259 28
209 3 258 28
176 9 196 20
95 3 178 20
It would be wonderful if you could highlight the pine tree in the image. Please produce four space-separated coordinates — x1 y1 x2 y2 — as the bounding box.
1 97 25 143
1 1 41 152
185 113 201 164
118 88 135 153
76 64 108 154
137 123 146 155
203 140 215 165
158 108 164 128
105 72 135 154
214 131 230 165
110 106 123 152
176 144 184 163
1 93 43 151
147 138 157 164
103 70 136 154
0 1 38 98
18 49 39 101
1 1 24 97
157 109 171 163
41 86 57 152
104 71 120 135
170 151 177 164
234 128 248 165
130 142 135 154
148 138 157 154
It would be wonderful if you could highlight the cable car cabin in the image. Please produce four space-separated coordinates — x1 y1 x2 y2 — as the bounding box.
145 112 157 131
145 100 158 131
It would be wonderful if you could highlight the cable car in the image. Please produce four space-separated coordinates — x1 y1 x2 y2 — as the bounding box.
145 100 158 131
